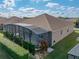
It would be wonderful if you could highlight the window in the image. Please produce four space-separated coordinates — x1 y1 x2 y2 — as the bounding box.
53 40 55 43
60 30 63 35
67 28 69 32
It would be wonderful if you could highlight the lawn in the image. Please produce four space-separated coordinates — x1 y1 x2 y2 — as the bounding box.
0 44 12 59
0 33 29 59
45 29 79 59
0 33 12 59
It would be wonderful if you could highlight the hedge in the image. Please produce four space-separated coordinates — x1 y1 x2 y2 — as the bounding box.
23 41 35 55
3 31 35 55
0 34 29 59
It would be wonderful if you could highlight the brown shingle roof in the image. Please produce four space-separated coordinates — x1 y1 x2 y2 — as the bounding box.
21 14 73 31
0 17 8 24
22 14 52 31
0 14 73 31
45 14 73 30
7 16 23 24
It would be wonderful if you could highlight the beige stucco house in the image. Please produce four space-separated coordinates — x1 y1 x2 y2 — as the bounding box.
21 14 74 45
2 14 74 46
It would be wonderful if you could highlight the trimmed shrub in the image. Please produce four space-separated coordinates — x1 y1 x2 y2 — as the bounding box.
13 36 22 45
3 31 14 40
23 41 35 55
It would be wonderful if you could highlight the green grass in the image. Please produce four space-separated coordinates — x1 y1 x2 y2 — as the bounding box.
45 29 79 59
0 33 29 59
0 44 12 59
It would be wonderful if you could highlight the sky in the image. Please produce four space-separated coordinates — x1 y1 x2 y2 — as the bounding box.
0 0 79 18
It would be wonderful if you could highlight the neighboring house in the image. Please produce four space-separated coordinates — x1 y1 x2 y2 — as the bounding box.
0 16 22 30
3 14 74 46
6 16 23 24
0 17 8 30
68 44 79 59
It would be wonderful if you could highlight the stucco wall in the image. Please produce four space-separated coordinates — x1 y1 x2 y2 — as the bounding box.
52 25 74 45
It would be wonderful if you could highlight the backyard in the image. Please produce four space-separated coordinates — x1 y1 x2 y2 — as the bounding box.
0 32 29 59
45 28 79 59
0 33 12 59
0 28 79 59
0 44 12 59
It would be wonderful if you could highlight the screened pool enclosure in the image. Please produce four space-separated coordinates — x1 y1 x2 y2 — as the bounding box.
3 23 52 47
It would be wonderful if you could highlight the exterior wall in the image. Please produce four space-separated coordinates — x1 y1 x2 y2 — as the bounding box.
52 25 74 45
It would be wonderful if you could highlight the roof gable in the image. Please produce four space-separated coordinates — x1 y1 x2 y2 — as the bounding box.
22 13 73 31
22 14 52 31
7 17 22 23
43 14 72 30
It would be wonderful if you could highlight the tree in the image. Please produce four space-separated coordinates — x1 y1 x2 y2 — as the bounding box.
38 40 48 59
40 40 48 52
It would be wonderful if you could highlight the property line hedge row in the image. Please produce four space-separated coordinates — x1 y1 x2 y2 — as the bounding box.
3 31 35 55
0 34 29 59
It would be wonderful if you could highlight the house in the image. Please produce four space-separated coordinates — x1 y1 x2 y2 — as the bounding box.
68 44 79 59
0 16 23 30
21 14 74 45
3 14 74 46
7 16 23 23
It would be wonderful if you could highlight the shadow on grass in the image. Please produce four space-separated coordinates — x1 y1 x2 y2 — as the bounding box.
0 43 29 59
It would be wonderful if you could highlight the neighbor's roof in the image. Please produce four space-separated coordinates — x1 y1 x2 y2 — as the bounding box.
0 16 23 25
7 16 23 23
68 44 79 56
22 14 73 31
0 17 8 24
